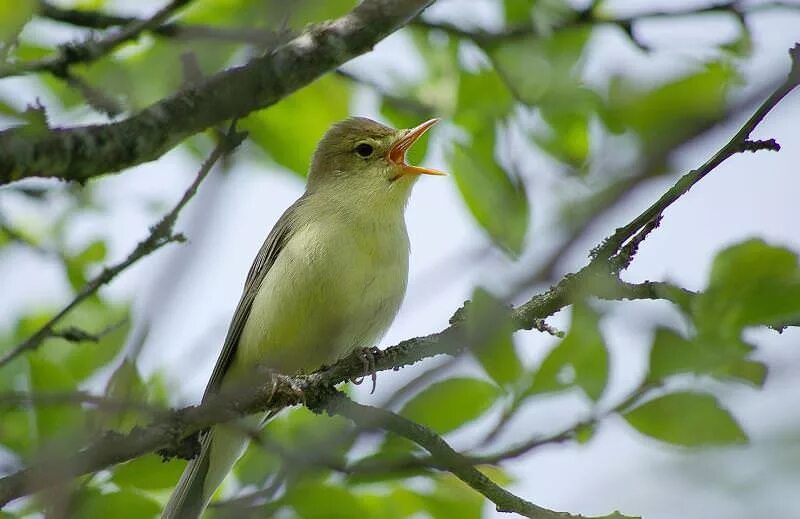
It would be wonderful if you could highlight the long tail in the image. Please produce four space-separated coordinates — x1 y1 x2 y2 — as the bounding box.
161 423 251 519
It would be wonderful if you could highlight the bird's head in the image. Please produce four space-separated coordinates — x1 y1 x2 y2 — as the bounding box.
307 117 444 207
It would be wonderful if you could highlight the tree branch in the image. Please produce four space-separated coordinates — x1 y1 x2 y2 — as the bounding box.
413 1 799 45
0 124 245 368
317 391 610 519
591 43 800 262
0 269 692 508
0 0 437 186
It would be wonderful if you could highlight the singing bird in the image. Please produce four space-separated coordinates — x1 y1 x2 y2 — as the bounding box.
162 117 444 518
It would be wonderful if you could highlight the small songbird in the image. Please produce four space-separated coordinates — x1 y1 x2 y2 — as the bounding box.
162 117 444 518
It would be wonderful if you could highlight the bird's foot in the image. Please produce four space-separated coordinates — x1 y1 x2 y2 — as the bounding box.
350 346 380 394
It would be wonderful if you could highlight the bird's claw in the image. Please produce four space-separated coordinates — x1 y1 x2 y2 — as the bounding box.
350 346 380 394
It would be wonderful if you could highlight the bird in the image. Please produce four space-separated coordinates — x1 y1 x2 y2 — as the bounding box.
162 116 444 518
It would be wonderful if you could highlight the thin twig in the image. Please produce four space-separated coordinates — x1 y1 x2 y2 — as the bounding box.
591 44 800 262
0 122 245 368
0 0 193 79
50 318 129 344
37 1 287 46
413 1 799 45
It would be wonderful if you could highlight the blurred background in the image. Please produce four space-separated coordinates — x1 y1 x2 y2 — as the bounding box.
1 0 799 518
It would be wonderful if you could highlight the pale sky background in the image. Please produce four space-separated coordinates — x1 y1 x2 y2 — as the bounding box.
1 1 799 518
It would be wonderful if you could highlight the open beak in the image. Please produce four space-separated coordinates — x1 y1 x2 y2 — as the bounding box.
387 118 446 179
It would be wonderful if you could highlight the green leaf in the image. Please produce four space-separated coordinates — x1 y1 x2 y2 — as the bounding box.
648 327 718 382
463 289 523 386
424 474 484 519
455 68 514 132
0 0 35 45
715 358 768 388
604 62 737 149
624 392 747 447
503 0 532 24
709 239 797 288
0 408 33 456
28 355 85 444
647 327 767 388
102 359 149 432
490 28 591 108
112 454 185 491
75 239 107 265
65 239 108 291
71 488 160 519
400 378 500 434
241 75 350 176
528 303 607 401
42 301 130 382
532 106 592 169
448 130 529 256
235 441 281 487
283 479 370 519
694 240 800 334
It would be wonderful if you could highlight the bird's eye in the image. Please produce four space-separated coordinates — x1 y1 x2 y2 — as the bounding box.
355 142 374 158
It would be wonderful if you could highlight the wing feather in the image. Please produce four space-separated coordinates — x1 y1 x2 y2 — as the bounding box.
202 195 306 399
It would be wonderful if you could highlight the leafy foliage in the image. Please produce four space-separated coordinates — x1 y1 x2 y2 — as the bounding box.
624 392 747 447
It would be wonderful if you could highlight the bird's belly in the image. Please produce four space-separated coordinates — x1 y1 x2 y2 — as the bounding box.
235 220 408 375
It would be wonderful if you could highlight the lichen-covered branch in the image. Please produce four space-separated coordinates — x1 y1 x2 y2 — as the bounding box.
0 0 436 185
0 272 694 508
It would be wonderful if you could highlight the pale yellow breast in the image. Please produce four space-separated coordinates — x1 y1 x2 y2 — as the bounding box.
234 213 409 375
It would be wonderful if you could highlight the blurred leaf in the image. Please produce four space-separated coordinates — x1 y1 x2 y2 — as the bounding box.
0 0 35 45
235 440 281 487
448 129 529 256
528 303 607 401
0 408 33 456
463 289 523 386
624 392 747 447
647 327 720 382
71 488 160 519
532 106 593 169
112 453 185 491
42 301 130 382
455 68 514 132
709 239 797 288
283 479 370 519
364 487 427 518
102 359 149 432
242 75 350 175
694 240 800 336
647 327 767 388
28 355 85 443
715 358 768 387
720 24 753 58
65 239 107 291
490 28 591 108
503 0 532 24
424 473 483 519
400 377 500 435
235 407 352 485
604 62 737 148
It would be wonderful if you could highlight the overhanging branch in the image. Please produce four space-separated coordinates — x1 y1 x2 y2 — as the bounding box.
0 0 436 185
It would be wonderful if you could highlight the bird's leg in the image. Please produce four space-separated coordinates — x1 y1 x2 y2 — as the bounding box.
349 346 380 394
